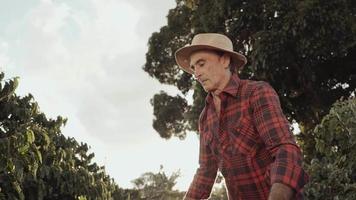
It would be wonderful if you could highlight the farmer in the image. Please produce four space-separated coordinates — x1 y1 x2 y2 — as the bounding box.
175 33 309 200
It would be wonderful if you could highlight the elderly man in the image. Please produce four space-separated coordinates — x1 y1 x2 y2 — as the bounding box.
175 33 309 200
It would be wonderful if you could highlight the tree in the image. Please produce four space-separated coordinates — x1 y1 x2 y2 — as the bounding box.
111 186 140 200
209 183 228 200
130 166 230 200
131 165 184 200
143 0 356 160
304 97 356 199
209 172 228 200
0 72 119 200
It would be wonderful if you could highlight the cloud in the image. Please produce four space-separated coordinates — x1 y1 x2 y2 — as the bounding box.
0 41 10 69
126 0 176 38
0 0 199 191
1 0 178 146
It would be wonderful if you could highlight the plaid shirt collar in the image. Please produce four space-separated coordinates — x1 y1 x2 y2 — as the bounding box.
205 73 241 104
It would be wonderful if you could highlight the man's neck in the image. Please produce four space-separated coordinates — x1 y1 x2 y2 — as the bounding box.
212 72 232 97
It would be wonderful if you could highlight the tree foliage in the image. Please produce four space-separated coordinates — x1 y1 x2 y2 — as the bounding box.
129 166 229 200
209 172 228 200
304 97 356 199
151 92 189 139
143 0 356 149
0 72 119 200
209 183 228 200
131 165 184 200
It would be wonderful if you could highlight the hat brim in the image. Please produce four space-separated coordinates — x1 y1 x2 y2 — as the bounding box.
175 44 247 74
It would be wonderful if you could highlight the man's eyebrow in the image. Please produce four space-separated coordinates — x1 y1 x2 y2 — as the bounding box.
190 58 205 68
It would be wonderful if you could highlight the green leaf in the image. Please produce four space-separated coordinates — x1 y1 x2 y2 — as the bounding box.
34 147 42 164
26 130 35 144
42 132 50 148
7 160 15 172
12 181 24 200
18 144 29 154
31 161 38 178
0 72 4 80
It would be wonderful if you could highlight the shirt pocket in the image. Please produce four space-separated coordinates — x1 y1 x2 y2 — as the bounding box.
229 120 258 157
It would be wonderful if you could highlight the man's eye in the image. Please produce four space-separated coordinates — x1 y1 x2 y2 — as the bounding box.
199 62 205 67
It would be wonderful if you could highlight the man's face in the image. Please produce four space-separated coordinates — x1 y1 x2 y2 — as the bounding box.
189 50 229 92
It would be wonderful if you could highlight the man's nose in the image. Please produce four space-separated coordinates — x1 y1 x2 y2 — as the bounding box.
194 68 201 79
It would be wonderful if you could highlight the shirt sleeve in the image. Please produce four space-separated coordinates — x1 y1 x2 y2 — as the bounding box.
185 119 218 199
250 82 309 194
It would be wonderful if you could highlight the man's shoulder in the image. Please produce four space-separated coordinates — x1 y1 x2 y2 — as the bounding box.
239 79 271 96
241 79 269 89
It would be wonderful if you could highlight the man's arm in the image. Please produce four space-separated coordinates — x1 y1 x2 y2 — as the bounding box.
250 82 309 199
184 129 218 200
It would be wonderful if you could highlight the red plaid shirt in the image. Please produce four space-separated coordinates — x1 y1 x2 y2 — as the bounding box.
185 73 309 200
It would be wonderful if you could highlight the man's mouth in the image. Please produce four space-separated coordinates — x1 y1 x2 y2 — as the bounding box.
201 79 208 83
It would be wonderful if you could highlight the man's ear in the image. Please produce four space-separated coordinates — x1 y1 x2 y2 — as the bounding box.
220 53 231 69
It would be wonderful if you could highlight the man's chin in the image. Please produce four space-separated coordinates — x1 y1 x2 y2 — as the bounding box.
203 86 212 92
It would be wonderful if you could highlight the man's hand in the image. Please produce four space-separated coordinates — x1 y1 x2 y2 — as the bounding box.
268 183 294 200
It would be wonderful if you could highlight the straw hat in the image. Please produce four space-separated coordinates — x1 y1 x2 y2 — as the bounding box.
175 33 247 74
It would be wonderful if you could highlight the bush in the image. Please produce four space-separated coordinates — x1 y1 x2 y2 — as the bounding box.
305 97 356 199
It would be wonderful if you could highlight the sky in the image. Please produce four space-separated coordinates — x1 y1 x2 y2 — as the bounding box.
0 0 200 190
